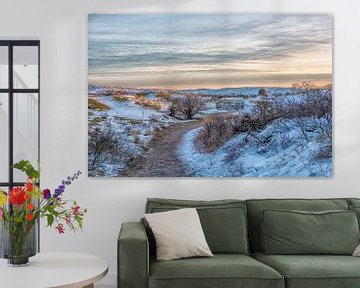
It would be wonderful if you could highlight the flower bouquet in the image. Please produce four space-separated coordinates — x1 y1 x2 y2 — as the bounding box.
0 160 87 266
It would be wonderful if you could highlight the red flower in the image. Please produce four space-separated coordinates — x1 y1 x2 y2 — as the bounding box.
26 203 34 210
25 182 33 192
24 193 31 201
9 187 26 205
26 214 33 221
56 223 65 234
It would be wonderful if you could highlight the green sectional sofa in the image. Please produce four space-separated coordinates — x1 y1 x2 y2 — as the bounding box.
118 198 360 288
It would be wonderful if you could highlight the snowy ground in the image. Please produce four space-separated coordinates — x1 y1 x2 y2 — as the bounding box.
177 117 332 177
88 86 331 177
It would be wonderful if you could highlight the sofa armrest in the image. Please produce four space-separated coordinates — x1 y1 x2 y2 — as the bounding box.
118 222 149 288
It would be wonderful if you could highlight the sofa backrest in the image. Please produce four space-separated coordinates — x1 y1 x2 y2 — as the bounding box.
145 198 249 254
348 198 360 207
245 198 350 252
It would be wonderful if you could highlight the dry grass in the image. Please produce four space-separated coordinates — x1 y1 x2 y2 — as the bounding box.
156 91 172 101
88 98 109 110
134 96 162 110
113 95 128 102
89 116 108 127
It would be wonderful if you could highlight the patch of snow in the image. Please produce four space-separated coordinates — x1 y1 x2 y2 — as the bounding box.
177 117 332 177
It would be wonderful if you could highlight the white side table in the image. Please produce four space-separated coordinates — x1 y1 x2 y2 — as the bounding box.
0 252 108 288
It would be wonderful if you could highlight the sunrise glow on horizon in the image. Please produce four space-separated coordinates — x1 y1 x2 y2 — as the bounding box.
88 14 333 89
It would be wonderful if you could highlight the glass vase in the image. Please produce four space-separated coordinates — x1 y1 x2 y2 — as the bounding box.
0 220 37 266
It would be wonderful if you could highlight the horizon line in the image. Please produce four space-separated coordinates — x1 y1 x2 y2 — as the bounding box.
88 81 332 91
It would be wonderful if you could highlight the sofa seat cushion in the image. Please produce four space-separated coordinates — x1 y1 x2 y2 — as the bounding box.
252 252 360 288
149 254 284 288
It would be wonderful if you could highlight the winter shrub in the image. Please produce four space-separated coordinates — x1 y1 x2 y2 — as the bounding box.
168 97 182 117
88 122 120 173
315 143 332 160
88 121 140 176
168 94 205 119
180 94 205 119
196 114 233 153
253 100 277 125
130 130 141 144
231 113 265 134
259 88 268 96
224 139 247 162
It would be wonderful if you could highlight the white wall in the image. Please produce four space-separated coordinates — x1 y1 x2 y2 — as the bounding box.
1 0 360 285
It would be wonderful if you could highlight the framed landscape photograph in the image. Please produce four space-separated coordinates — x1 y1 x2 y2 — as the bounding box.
88 13 333 177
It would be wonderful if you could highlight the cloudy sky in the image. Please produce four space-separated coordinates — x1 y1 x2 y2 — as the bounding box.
88 14 332 89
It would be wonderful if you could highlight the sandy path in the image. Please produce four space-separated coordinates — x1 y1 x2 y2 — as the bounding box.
123 120 202 177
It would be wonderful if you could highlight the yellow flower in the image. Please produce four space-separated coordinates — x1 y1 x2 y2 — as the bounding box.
0 190 7 206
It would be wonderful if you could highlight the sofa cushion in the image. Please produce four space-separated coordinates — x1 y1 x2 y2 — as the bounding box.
246 198 349 252
252 252 360 288
351 206 360 226
149 254 284 288
146 198 248 254
261 209 359 255
145 208 213 261
347 198 360 207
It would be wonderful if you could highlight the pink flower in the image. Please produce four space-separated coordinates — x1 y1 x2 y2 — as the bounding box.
56 223 65 234
65 214 71 225
0 208 3 220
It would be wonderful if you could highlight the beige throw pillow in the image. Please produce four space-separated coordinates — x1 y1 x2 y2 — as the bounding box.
145 208 213 261
353 244 360 256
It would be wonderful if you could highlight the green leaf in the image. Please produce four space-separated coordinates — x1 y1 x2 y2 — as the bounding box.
13 160 40 180
46 205 60 217
47 214 54 227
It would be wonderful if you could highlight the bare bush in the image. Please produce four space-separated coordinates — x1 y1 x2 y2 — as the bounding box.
88 122 119 172
168 97 182 117
180 94 205 119
196 114 233 152
231 113 266 134
253 100 277 125
259 88 268 96
224 138 247 162
168 94 205 119
88 121 140 176
315 143 332 160
278 132 291 150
